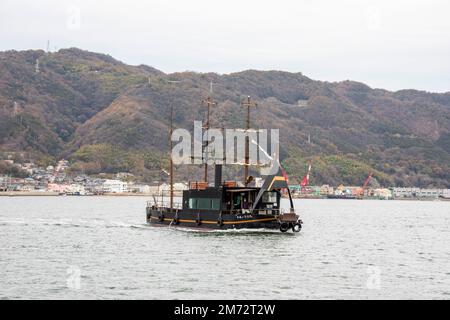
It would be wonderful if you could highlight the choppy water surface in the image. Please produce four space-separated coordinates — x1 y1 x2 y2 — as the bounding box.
0 197 449 299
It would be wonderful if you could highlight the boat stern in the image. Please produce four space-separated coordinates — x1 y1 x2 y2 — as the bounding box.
277 211 302 233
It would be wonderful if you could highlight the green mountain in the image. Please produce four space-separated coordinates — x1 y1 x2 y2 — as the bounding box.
1 48 449 187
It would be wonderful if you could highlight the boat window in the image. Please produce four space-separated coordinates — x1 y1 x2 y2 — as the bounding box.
188 198 197 209
233 194 241 208
189 198 221 210
197 198 211 210
262 191 277 203
211 199 220 210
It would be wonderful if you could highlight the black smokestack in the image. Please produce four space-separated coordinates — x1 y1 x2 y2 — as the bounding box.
215 164 222 188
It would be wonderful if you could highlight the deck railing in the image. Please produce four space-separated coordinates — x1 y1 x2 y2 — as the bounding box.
147 201 288 216
219 208 286 215
188 180 240 189
146 200 182 211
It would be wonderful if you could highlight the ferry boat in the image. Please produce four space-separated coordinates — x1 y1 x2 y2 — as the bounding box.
146 95 303 233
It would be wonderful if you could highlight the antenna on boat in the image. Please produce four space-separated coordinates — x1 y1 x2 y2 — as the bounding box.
241 96 257 186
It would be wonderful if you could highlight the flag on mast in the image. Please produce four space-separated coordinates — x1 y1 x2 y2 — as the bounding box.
300 164 311 187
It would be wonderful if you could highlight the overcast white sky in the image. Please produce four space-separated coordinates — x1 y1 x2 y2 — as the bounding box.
1 0 449 92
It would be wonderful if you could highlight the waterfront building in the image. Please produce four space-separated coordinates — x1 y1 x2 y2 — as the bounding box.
373 188 393 200
442 189 450 198
101 179 128 193
67 184 86 195
392 187 445 199
320 185 334 195
417 189 441 198
47 183 70 193
392 187 421 198
127 184 151 194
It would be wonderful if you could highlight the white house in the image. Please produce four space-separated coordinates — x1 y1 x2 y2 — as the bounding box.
128 184 151 194
392 187 421 198
393 187 443 199
67 184 86 195
102 179 128 193
173 182 188 191
417 189 440 198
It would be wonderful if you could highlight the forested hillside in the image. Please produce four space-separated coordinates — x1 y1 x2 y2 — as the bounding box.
1 48 449 187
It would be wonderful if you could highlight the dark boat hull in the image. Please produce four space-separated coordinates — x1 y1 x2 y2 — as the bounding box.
146 207 300 232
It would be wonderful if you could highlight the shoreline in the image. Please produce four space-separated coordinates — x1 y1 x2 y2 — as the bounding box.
0 191 182 197
1 191 448 201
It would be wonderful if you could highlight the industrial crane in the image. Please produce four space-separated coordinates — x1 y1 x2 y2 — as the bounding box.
359 172 373 197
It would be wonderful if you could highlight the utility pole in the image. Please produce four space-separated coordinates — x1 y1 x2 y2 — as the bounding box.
241 96 257 186
13 101 18 117
35 58 40 73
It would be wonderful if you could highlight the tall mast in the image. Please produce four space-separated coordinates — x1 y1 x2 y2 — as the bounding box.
169 103 174 211
241 96 257 186
202 96 216 183
164 79 181 210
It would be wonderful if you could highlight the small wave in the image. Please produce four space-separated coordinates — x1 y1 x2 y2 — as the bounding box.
165 225 293 235
212 228 286 234
0 219 146 230
43 221 93 229
129 224 149 230
105 222 149 229
104 221 132 228
1 219 291 233
0 220 29 226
